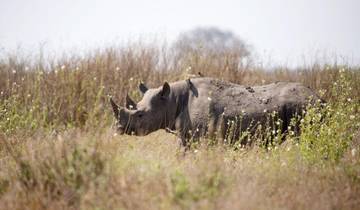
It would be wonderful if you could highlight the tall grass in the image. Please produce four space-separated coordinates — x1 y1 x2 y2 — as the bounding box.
0 41 360 209
1 42 359 135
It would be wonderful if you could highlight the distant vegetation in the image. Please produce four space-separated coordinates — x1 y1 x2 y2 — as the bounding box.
0 28 359 209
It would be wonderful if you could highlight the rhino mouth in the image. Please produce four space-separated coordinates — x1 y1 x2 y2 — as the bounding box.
117 123 154 136
121 126 134 135
116 124 133 135
121 126 143 136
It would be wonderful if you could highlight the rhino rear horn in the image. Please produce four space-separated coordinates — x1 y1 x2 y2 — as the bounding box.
110 97 120 118
139 82 148 94
125 94 137 110
159 82 170 98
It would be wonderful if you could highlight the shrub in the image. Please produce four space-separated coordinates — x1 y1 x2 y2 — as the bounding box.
299 68 360 163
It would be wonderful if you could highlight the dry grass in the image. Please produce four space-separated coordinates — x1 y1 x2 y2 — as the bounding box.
0 130 359 210
0 41 360 209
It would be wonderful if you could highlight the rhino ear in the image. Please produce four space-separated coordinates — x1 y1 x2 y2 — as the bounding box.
139 82 148 94
125 94 137 110
159 82 170 98
110 97 120 118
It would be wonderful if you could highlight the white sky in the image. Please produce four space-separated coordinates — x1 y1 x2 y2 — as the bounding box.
0 0 359 67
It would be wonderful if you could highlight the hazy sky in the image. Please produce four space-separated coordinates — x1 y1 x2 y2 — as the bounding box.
0 0 359 66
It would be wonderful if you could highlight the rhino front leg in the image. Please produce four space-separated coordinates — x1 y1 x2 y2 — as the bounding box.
167 127 187 147
178 135 188 148
175 110 192 150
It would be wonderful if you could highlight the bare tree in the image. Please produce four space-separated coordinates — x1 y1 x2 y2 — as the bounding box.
171 27 252 78
174 27 250 57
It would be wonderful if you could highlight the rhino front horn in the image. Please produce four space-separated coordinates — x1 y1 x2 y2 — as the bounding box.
110 97 120 118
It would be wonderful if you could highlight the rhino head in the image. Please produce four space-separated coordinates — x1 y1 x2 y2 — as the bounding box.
110 82 173 136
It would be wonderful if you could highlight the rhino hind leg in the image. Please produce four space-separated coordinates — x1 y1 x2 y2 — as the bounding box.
279 104 303 138
218 115 243 145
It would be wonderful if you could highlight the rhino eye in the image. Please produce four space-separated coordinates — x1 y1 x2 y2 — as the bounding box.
137 112 144 118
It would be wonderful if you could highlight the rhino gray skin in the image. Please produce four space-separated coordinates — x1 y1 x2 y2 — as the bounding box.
110 77 321 147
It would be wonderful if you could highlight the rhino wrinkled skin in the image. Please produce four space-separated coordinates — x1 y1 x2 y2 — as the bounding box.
110 77 320 147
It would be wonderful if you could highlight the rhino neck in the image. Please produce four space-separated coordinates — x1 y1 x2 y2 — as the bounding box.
165 81 190 130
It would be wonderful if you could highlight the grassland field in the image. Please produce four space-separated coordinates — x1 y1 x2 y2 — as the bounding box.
0 43 360 210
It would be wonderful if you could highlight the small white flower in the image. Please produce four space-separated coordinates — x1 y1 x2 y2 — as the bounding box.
6 117 10 121
0 91 3 95
347 98 352 102
129 77 134 81
286 147 291 151
12 69 16 74
93 77 97 81
263 109 267 113
351 148 357 157
350 115 355 120
196 128 199 132
272 130 276 134
207 97 212 101
27 94 31 98
116 67 120 71
276 121 280 125
76 66 80 71
61 65 66 70
113 133 118 137
25 66 29 71
129 105 134 109
194 149 198 153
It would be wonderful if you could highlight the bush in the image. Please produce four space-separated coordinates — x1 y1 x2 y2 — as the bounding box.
299 68 360 163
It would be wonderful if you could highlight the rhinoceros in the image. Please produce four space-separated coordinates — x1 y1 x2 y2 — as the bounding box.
110 77 320 147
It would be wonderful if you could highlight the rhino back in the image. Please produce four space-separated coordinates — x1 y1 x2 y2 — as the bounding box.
188 78 317 114
182 78 318 137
